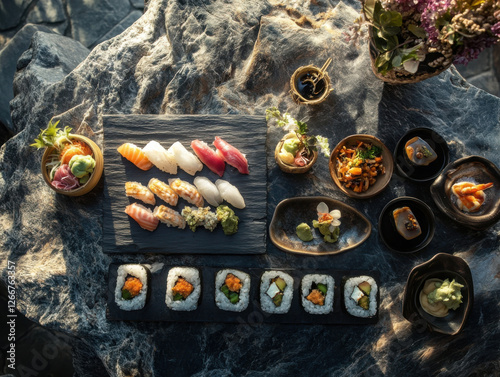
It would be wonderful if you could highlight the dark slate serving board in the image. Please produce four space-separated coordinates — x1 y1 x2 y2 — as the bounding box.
102 115 267 254
106 264 380 325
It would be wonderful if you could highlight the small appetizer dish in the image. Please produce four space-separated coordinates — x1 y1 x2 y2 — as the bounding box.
269 197 372 256
32 120 104 196
329 135 393 199
394 128 449 182
289 59 332 105
343 276 378 318
378 197 435 253
402 253 473 335
430 156 500 229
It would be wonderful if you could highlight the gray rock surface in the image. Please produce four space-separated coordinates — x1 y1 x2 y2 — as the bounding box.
67 0 132 47
93 10 143 47
1 0 499 376
0 24 53 136
0 0 33 31
26 0 66 24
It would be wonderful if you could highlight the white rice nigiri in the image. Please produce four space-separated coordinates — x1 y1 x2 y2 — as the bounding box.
215 179 245 209
142 141 177 174
169 141 203 176
194 176 222 207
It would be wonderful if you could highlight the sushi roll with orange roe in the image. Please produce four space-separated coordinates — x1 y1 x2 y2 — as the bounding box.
115 264 150 311
117 143 153 171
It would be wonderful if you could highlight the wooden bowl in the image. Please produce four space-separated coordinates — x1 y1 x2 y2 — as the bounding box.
329 134 393 199
41 134 103 196
274 137 318 174
290 65 332 105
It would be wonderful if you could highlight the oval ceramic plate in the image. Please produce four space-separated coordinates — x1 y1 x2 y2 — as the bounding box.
378 197 435 253
329 134 394 199
269 196 372 255
393 128 449 182
430 155 500 229
402 253 473 335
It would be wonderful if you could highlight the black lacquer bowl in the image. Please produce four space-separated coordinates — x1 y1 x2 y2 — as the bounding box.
378 197 435 253
402 253 473 335
269 196 372 256
394 128 449 182
430 156 500 229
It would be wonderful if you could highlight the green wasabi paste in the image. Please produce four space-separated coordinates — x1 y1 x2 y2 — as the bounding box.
296 223 313 242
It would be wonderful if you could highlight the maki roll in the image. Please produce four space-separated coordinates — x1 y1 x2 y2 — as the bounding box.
215 269 250 312
165 267 201 311
260 271 294 314
344 276 378 318
114 264 150 311
301 274 334 315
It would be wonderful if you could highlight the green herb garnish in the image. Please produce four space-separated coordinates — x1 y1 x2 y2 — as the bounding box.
173 293 184 301
122 289 132 300
356 145 382 160
31 119 72 151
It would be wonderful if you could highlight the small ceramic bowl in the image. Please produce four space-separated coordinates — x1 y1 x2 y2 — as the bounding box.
274 136 318 174
329 134 393 199
41 134 104 196
430 155 500 229
402 253 473 335
378 196 435 253
393 127 449 182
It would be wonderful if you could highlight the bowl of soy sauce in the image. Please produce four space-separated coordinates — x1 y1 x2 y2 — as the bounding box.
290 62 332 105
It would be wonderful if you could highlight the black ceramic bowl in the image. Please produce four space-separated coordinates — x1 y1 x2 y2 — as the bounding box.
402 253 473 335
378 196 435 253
394 128 449 182
430 155 500 229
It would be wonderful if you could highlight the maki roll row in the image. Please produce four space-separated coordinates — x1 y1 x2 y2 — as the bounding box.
113 265 378 319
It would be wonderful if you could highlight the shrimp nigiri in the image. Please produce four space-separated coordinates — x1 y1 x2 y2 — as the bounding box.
153 205 186 229
125 203 159 231
125 181 156 205
117 143 153 171
168 178 204 207
190 140 226 177
142 141 177 174
193 176 222 207
148 178 178 207
213 137 249 174
215 179 245 209
169 142 203 176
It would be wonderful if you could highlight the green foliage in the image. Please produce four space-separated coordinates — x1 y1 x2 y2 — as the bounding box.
30 119 72 151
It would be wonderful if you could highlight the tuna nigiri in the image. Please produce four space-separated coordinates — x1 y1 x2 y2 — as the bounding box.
213 137 249 174
215 179 245 209
169 142 203 176
117 143 153 171
193 176 222 207
191 140 225 177
125 203 159 231
148 178 178 207
168 178 204 207
142 141 177 174
153 205 186 229
125 181 156 205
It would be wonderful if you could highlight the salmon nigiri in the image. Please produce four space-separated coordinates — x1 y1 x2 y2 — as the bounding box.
191 139 225 177
117 143 153 171
213 137 249 174
125 203 159 231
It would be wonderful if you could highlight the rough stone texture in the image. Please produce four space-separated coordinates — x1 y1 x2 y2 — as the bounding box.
130 0 145 9
26 0 66 24
0 24 53 137
67 0 132 48
94 10 143 47
465 70 500 96
1 1 499 376
0 0 33 31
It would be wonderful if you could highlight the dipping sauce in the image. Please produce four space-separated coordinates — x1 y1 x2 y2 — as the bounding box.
296 72 326 100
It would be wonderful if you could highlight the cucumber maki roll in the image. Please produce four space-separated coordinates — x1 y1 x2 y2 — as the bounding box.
301 274 334 315
260 271 294 314
115 264 150 311
215 269 250 312
344 276 378 318
165 267 201 311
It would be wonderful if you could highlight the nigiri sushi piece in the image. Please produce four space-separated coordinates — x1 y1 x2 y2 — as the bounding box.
125 203 159 231
191 139 226 177
168 141 203 176
125 182 156 205
193 176 223 207
153 205 186 229
215 179 245 209
117 143 153 171
142 141 177 174
168 178 204 207
148 178 178 207
213 137 249 174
